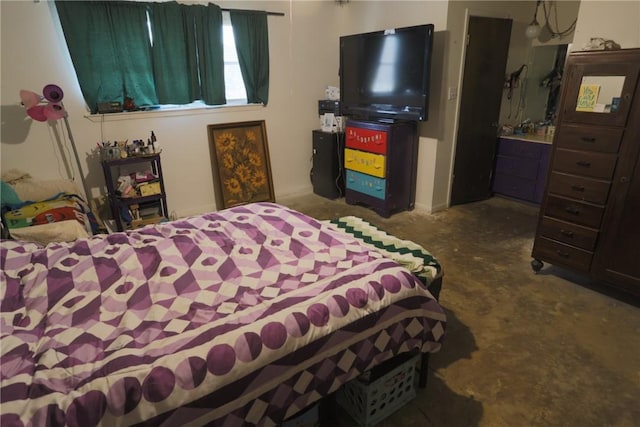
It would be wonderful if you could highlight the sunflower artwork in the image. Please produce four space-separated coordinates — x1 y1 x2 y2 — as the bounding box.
208 121 275 209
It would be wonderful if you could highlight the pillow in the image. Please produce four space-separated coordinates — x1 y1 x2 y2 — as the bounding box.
1 180 22 207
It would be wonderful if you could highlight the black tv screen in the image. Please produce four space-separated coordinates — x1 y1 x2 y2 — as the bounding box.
340 24 434 122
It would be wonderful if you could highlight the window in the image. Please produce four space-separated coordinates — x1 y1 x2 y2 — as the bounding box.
223 15 247 102
144 13 247 108
55 1 269 114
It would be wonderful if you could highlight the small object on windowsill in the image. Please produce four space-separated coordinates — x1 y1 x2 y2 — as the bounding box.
123 97 136 111
97 101 123 114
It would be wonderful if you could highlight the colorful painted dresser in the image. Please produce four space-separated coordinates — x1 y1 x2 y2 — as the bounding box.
344 119 418 217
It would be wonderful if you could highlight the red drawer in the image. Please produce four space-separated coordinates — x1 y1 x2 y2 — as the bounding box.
345 126 387 154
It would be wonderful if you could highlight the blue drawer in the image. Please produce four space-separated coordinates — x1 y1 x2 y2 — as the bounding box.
345 170 386 200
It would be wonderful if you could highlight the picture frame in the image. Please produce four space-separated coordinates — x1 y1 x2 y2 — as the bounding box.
208 120 275 210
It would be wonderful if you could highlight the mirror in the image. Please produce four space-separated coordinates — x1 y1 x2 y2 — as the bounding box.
522 44 568 123
576 76 625 113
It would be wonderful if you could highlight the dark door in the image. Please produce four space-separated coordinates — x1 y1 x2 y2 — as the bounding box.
450 16 512 205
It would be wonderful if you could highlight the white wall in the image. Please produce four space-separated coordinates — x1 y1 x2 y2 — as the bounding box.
0 0 344 217
571 0 640 51
0 0 452 216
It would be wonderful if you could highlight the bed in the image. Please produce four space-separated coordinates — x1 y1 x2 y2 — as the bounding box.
0 202 445 426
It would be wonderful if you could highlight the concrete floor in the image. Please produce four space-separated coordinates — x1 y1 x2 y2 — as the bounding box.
278 194 640 427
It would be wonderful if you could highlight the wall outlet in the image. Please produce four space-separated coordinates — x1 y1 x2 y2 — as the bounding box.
448 86 458 100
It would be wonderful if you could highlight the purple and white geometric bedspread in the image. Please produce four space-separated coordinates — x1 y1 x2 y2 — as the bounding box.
1 203 446 426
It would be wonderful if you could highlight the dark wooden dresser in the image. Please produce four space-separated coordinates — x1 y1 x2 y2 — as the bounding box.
531 49 640 296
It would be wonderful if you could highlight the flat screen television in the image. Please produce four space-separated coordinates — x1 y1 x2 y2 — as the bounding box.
339 24 434 122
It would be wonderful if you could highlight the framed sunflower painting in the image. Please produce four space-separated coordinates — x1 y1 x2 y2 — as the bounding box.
208 121 275 209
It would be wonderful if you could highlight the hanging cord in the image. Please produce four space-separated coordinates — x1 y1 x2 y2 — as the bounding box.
542 1 577 38
506 64 528 120
516 70 529 124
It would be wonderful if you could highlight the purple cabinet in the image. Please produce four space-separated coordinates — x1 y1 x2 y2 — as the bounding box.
492 137 552 204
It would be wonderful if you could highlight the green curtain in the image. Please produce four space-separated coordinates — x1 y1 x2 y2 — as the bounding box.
230 11 269 105
149 2 191 104
150 2 225 105
55 1 157 113
150 2 226 105
193 4 225 105
182 5 204 101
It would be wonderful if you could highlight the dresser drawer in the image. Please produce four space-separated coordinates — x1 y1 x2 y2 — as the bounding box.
539 216 599 251
555 124 623 153
552 148 617 180
345 170 386 200
495 155 540 179
492 173 536 201
547 172 611 204
533 237 593 272
345 126 387 154
344 148 386 178
497 138 543 159
544 195 605 228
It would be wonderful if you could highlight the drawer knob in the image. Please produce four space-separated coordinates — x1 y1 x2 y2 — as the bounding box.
571 185 585 192
576 160 591 168
565 206 581 215
560 229 574 238
580 137 596 143
556 250 570 258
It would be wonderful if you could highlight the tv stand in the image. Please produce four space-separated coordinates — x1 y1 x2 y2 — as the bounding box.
344 119 418 217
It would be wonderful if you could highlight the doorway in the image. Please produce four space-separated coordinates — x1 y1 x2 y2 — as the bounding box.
450 16 512 206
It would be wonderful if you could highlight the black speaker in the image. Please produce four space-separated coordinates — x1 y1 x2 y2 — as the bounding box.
311 130 344 199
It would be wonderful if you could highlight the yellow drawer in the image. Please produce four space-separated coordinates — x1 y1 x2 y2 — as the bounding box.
344 148 386 178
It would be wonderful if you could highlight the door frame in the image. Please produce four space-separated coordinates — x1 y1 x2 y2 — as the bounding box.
447 8 513 208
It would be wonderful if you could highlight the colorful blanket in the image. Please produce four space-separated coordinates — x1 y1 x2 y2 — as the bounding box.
3 193 89 229
325 216 443 299
0 203 445 426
